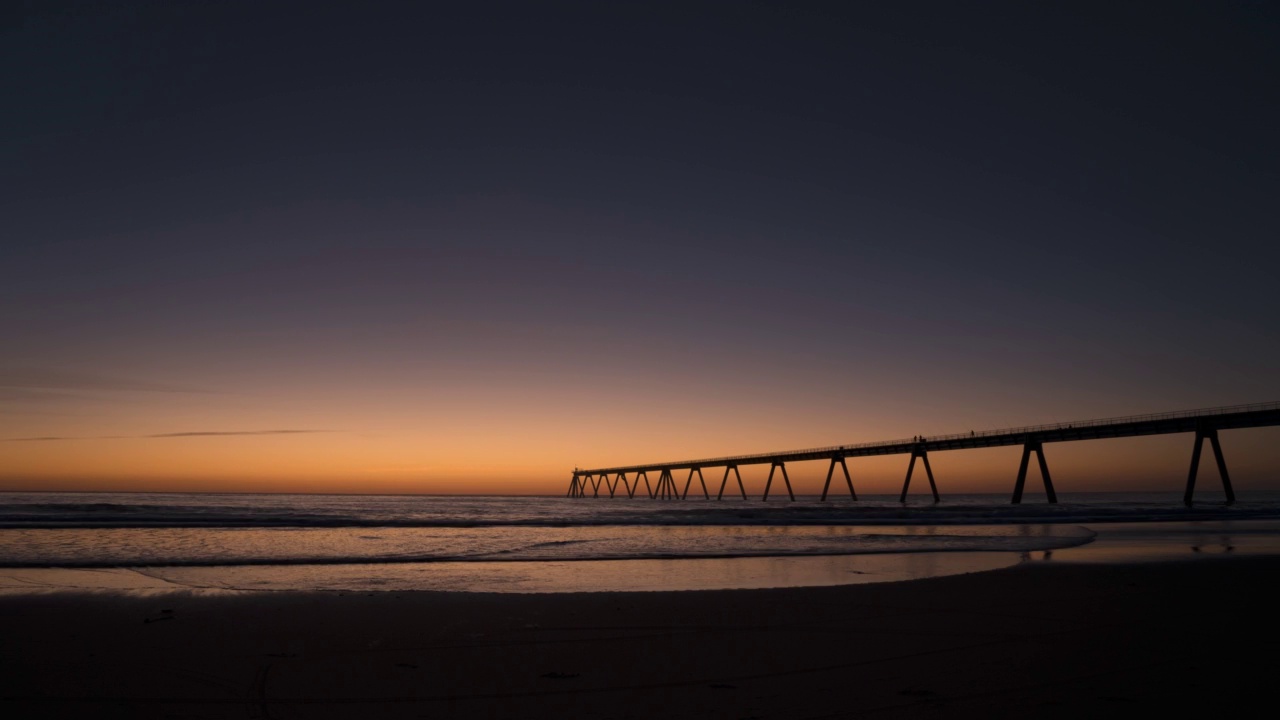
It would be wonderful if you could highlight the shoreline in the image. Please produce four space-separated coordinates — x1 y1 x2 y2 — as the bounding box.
4 519 1280 594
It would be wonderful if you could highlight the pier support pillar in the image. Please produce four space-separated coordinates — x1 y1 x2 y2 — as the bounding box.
1012 440 1057 504
605 472 624 498
1184 427 1235 505
657 469 679 500
717 465 747 500
899 446 939 503
682 468 709 499
820 456 856 501
567 474 581 498
636 471 653 499
653 468 680 500
762 462 795 501
589 474 600 498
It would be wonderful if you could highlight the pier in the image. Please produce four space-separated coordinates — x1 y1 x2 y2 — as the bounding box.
567 402 1280 505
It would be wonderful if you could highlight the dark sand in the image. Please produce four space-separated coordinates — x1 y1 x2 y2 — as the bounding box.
2 557 1276 719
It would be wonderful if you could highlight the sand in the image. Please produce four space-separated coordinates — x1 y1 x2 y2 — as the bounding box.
1 555 1277 719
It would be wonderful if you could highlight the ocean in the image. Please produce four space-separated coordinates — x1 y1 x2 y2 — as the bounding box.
2 491 1277 592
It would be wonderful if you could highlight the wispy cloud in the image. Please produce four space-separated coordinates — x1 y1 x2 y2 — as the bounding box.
3 430 327 442
145 430 323 438
3 436 117 442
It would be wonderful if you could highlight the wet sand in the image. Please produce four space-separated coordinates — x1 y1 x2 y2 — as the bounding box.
2 555 1277 719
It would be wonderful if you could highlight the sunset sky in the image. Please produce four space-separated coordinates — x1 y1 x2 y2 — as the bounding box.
3 2 1278 495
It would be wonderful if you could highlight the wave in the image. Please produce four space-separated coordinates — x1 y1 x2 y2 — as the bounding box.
1 505 1275 529
0 532 1096 569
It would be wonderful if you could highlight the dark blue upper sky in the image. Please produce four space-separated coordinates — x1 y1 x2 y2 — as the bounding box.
2 1 1279 490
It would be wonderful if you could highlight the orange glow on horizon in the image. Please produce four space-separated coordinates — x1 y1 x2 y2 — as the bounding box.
3 362 1276 495
3 411 1275 495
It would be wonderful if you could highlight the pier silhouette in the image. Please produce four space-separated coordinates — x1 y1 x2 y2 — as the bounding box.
568 402 1280 505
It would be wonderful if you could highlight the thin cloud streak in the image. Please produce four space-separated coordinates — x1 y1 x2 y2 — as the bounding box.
146 430 325 438
3 430 327 442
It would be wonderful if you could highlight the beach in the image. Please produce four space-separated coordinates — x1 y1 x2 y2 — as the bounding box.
3 553 1277 719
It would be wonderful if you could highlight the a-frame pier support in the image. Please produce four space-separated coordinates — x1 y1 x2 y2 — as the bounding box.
820 455 856 501
567 474 582 498
682 468 709 499
762 462 795 501
899 446 939 503
1012 440 1057 504
717 465 747 500
635 471 652 499
652 468 680 499
1185 427 1235 505
605 472 629 498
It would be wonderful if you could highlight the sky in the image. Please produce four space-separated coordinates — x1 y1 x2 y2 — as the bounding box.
2 1 1278 495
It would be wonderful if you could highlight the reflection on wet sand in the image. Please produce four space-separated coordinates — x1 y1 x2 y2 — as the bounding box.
1025 520 1280 563
0 550 1022 594
3 520 1278 594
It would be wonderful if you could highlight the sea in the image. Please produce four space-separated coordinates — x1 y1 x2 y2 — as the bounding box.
2 491 1278 593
